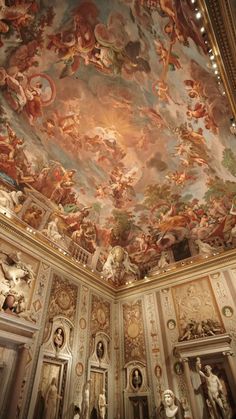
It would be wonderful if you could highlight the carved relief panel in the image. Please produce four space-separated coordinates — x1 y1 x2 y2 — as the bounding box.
90 294 111 337
172 276 224 342
0 238 39 320
73 285 89 406
122 299 146 364
46 274 78 324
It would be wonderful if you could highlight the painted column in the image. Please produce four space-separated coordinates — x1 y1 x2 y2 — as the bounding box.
181 357 198 419
7 344 29 419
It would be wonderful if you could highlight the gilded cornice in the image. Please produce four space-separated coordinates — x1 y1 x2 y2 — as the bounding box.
1 214 236 299
116 247 236 298
200 0 236 117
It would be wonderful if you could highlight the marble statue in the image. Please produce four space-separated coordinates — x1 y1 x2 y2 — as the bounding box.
0 189 23 211
80 380 90 419
161 389 178 419
102 246 140 285
195 239 217 256
98 388 107 419
44 377 62 419
196 357 226 418
0 251 34 286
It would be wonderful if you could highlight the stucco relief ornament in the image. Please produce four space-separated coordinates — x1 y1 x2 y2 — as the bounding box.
102 246 140 285
41 218 62 242
0 189 24 212
156 251 169 273
0 250 34 287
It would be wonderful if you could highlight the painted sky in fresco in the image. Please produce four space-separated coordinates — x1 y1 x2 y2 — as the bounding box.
0 0 236 268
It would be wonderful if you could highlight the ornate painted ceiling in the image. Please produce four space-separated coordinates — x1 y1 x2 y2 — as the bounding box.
0 0 236 281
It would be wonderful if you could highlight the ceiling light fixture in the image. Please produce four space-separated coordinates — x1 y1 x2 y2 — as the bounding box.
196 11 202 19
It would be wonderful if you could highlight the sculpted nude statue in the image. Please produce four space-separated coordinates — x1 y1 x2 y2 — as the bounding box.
98 388 107 419
196 357 226 418
44 377 62 419
80 380 90 419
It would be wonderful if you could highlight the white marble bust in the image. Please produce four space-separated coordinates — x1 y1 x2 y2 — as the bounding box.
163 389 178 418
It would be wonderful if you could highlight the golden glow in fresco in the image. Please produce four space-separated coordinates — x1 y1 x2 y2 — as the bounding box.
0 0 236 276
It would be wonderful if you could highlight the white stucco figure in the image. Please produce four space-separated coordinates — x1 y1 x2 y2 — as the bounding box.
42 218 62 242
0 189 23 211
156 252 169 272
102 246 139 285
195 239 217 256
0 251 34 286
98 388 107 419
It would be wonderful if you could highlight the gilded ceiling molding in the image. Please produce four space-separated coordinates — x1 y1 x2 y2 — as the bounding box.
2 212 236 298
200 0 236 117
116 248 236 298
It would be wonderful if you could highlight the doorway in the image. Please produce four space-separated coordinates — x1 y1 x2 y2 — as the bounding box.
129 396 149 419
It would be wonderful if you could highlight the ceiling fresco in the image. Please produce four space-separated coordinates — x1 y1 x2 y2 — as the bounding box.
0 0 236 281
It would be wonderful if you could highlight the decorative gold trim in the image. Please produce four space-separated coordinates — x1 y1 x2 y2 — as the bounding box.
1 213 236 298
200 0 236 118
